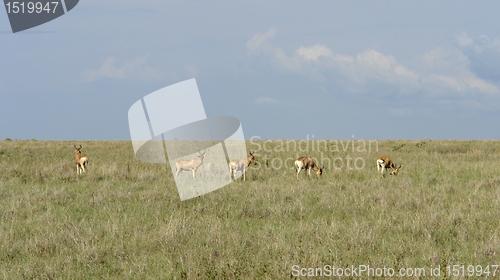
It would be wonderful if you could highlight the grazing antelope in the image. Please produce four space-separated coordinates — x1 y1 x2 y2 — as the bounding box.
376 156 402 176
229 151 257 181
74 145 89 175
294 156 324 179
175 150 206 179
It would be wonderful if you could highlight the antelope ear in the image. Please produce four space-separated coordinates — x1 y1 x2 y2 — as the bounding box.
74 145 77 149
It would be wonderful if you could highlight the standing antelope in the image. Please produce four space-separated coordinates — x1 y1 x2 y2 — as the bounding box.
294 156 324 179
175 151 206 179
229 151 257 181
376 156 402 176
74 145 89 175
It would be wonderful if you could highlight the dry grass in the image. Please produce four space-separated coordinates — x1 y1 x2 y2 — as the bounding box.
1 139 500 278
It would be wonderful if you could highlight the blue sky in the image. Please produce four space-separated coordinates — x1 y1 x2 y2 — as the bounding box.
1 1 499 140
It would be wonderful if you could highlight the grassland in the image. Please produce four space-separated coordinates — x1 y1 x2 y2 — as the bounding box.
0 139 499 279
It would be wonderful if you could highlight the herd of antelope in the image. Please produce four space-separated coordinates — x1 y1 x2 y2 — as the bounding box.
72 145 402 179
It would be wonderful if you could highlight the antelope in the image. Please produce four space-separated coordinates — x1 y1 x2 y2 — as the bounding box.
175 150 206 179
294 156 324 179
74 145 89 175
229 151 257 181
376 156 402 176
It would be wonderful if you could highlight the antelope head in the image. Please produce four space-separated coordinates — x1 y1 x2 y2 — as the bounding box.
390 165 402 176
74 145 83 154
198 150 207 158
249 151 257 165
316 165 324 179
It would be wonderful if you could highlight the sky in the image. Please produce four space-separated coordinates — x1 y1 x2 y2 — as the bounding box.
1 1 500 140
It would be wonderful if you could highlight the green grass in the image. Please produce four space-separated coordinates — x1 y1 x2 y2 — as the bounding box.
1 139 500 278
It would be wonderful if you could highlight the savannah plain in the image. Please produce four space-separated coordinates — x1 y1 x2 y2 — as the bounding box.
1 139 499 279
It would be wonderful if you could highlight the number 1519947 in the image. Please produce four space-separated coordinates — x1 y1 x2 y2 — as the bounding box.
5 2 59 14
446 265 498 277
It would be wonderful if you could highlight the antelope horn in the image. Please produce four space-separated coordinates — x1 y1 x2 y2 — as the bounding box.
249 151 254 155
79 145 82 149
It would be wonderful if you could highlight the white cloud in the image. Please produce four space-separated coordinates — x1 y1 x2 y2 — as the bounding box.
272 48 302 71
353 50 419 86
418 47 499 94
466 76 498 93
455 33 500 85
295 44 333 62
247 28 499 96
420 47 468 70
427 75 464 92
84 54 166 82
255 97 279 105
477 35 500 51
456 32 473 47
246 27 278 54
457 32 500 52
356 50 397 71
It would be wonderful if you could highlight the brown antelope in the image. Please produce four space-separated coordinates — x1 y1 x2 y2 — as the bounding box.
229 151 257 181
175 150 206 179
74 145 89 175
294 156 324 179
376 156 402 176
